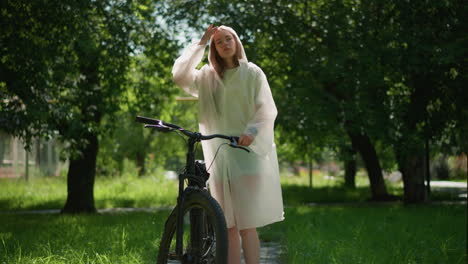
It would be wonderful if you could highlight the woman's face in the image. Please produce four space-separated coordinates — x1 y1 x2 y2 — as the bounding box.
213 30 236 60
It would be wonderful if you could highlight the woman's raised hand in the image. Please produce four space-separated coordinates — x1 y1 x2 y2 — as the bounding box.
199 24 218 46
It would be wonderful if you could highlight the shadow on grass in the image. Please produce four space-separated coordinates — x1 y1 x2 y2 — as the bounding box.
1 184 463 212
281 184 380 205
282 183 466 206
95 197 175 209
430 187 467 201
0 198 65 211
1 185 370 211
0 197 176 212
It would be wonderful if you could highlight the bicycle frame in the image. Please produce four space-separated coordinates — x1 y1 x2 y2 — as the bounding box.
135 115 249 261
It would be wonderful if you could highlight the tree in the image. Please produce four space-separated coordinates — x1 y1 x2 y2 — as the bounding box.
162 0 467 203
97 33 181 177
384 0 467 202
162 0 395 200
0 0 178 212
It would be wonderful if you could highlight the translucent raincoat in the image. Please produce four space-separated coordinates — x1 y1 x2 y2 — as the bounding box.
172 26 284 230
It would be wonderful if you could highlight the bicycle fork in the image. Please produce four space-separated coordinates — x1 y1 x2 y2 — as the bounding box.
176 174 185 257
175 189 204 262
176 137 202 260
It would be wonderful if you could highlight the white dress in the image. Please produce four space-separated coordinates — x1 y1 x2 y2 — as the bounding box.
172 29 284 230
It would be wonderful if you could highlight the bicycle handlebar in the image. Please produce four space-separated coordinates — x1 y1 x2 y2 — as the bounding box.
135 116 250 152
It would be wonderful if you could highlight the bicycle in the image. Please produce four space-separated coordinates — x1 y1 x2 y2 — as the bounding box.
136 115 250 264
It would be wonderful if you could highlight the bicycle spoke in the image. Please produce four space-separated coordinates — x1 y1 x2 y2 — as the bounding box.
199 211 217 263
157 191 227 264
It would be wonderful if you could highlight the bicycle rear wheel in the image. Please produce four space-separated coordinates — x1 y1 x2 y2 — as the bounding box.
157 190 228 264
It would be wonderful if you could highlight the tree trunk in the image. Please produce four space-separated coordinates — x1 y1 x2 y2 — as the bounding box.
397 142 428 204
0 132 5 166
0 144 4 167
136 151 146 177
308 158 313 188
292 162 300 176
342 145 357 189
400 154 427 203
348 131 391 200
135 131 153 177
62 133 98 213
395 73 430 204
344 157 356 189
424 138 431 196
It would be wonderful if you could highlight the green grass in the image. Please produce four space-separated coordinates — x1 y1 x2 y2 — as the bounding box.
0 172 466 263
0 205 465 264
0 170 465 211
260 205 466 264
280 170 466 204
0 212 169 263
1 170 373 211
0 174 177 211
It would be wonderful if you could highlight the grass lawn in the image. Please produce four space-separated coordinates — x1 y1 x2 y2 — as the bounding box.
0 175 178 211
266 205 466 264
0 205 465 263
0 173 466 263
0 211 168 263
1 170 464 211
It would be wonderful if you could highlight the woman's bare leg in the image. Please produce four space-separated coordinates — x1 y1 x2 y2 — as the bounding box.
240 228 260 264
228 226 241 264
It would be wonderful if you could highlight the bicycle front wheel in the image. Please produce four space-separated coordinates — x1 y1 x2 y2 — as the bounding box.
157 190 228 264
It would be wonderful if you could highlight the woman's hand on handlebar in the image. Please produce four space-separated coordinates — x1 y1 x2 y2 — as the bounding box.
238 134 254 147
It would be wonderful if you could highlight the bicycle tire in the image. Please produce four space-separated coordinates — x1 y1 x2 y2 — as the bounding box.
157 190 228 264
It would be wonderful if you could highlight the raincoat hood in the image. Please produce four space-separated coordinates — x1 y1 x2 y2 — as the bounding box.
208 25 248 78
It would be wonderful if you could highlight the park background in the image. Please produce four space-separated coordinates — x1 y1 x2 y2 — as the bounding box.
0 0 466 263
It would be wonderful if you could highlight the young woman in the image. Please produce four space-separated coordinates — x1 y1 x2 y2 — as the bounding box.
172 24 284 264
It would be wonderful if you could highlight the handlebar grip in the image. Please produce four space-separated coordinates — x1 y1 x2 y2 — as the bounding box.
135 116 161 125
136 116 182 131
144 124 173 132
228 142 250 153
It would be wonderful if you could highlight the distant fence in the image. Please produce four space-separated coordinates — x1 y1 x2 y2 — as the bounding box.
0 132 66 179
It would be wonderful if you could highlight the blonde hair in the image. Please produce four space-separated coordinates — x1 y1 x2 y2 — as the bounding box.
209 27 244 79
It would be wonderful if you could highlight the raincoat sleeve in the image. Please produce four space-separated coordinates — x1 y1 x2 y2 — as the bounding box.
172 41 206 97
244 66 278 156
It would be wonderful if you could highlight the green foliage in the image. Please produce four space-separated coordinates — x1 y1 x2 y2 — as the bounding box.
0 0 180 157
1 0 84 142
383 0 468 158
2 0 466 207
97 98 200 176
161 0 467 164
